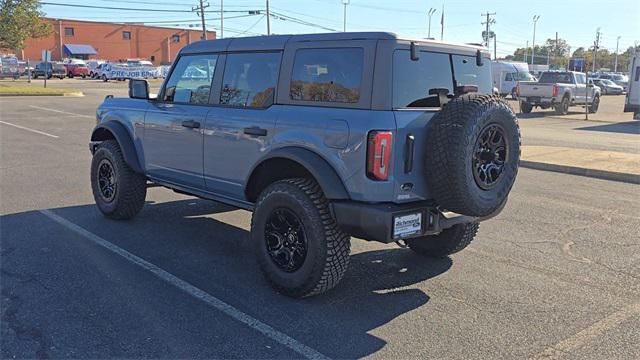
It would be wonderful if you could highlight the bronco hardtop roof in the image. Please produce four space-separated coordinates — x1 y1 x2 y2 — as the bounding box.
180 31 487 54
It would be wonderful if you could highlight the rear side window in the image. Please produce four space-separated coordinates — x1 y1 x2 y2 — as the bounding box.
393 50 453 108
290 48 363 103
220 52 280 108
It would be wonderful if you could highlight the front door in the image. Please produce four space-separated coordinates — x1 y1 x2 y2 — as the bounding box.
203 52 282 199
144 54 218 190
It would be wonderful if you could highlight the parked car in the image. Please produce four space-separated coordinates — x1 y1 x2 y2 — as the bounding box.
517 71 600 115
88 32 521 298
87 60 106 78
598 73 629 91
624 54 639 119
492 60 534 98
32 62 67 79
592 79 623 95
65 62 89 78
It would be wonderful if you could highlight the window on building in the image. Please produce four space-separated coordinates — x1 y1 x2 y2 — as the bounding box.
172 34 181 43
163 54 218 105
290 48 363 103
64 27 74 36
123 31 132 40
220 52 281 108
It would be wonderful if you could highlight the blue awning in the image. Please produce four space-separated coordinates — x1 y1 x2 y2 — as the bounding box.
63 44 97 55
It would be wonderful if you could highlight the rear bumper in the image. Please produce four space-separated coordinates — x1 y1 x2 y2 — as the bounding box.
521 97 555 106
331 200 504 243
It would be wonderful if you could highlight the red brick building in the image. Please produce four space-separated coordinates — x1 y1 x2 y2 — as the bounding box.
18 18 216 65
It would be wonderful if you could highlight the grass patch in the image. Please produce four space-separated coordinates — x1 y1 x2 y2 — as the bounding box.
0 82 80 95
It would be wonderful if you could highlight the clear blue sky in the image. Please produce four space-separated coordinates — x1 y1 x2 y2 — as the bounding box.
41 0 640 57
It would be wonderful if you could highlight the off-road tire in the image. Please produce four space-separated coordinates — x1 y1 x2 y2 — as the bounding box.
407 223 479 257
589 95 600 113
554 95 570 115
520 101 533 113
425 93 520 217
251 178 350 298
90 139 146 220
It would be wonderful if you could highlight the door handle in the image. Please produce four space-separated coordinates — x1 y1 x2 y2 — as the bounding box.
181 120 201 129
243 127 267 136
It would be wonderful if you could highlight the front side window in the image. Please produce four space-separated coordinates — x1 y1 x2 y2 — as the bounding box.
163 54 217 104
505 73 514 81
393 50 453 108
575 73 586 84
220 52 280 108
290 48 363 103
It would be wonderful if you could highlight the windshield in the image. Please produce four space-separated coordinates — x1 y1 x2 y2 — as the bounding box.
538 72 573 84
393 49 492 108
600 79 614 85
514 71 534 81
611 74 625 81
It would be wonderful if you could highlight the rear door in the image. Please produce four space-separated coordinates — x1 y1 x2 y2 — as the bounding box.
203 52 282 198
143 54 219 189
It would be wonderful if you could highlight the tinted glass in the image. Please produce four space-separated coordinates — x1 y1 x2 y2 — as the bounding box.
393 50 453 108
220 52 280 108
290 48 363 103
451 55 492 93
163 54 217 105
505 73 514 81
538 72 573 84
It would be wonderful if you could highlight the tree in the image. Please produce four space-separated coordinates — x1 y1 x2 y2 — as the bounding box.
0 0 50 51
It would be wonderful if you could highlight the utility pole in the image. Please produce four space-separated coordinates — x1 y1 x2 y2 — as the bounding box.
525 40 529 63
531 15 540 65
266 0 271 35
341 0 350 32
592 28 601 72
614 35 621 72
494 33 497 59
440 2 444 41
427 8 436 39
192 0 210 40
220 0 223 39
554 31 558 67
481 12 496 47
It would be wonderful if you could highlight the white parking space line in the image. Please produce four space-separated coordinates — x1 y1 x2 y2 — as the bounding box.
0 120 59 138
38 209 330 360
532 302 640 359
29 105 95 119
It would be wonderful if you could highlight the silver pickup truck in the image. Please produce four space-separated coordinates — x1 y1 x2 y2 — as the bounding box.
517 71 600 115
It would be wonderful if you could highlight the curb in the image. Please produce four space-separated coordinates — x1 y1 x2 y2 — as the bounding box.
0 92 84 97
520 160 640 184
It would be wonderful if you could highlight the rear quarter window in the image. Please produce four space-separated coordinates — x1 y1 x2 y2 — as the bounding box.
451 55 492 93
290 48 363 103
393 50 453 108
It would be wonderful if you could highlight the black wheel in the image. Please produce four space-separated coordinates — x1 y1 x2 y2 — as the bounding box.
554 95 569 115
520 102 533 113
102 74 108 82
425 94 520 217
511 88 518 100
589 95 600 113
81 74 86 79
407 223 479 257
602 88 607 95
68 73 74 78
90 140 146 220
251 178 350 298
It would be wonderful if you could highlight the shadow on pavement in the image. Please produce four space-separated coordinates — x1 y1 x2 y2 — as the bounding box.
576 121 640 135
2 198 453 358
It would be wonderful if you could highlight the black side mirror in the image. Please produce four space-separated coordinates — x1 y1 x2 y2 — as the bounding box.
476 49 484 66
129 79 149 99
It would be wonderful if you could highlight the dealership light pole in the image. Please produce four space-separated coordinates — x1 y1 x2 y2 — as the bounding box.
531 15 540 65
427 8 436 39
266 0 271 35
615 35 621 72
341 0 350 32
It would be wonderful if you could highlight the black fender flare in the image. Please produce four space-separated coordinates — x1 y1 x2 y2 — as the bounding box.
91 121 143 173
249 147 349 200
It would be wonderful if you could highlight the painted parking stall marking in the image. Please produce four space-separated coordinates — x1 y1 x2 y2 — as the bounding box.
29 105 95 119
0 120 59 138
38 209 331 360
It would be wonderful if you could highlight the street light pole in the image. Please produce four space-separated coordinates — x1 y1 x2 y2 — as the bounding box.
341 0 350 32
266 0 271 35
531 15 540 65
615 35 621 72
427 8 436 39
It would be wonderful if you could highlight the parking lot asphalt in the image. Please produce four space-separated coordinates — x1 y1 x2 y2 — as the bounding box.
1 80 639 359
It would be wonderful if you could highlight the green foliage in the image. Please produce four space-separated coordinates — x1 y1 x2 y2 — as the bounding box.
0 0 51 51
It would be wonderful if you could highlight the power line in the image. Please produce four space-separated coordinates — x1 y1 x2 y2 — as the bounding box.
40 2 256 13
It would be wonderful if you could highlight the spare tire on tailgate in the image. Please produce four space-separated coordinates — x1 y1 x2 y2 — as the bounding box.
425 93 520 217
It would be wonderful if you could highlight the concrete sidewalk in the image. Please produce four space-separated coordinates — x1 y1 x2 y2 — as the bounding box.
520 145 640 184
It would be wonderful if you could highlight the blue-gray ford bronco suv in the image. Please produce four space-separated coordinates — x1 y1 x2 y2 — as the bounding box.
90 32 520 298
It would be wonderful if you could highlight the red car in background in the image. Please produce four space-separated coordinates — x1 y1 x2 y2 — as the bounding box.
64 62 89 78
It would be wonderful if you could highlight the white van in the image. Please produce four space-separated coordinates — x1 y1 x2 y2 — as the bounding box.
492 61 534 98
624 53 639 119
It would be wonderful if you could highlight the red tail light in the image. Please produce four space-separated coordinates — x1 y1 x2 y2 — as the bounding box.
552 83 559 97
367 131 393 181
